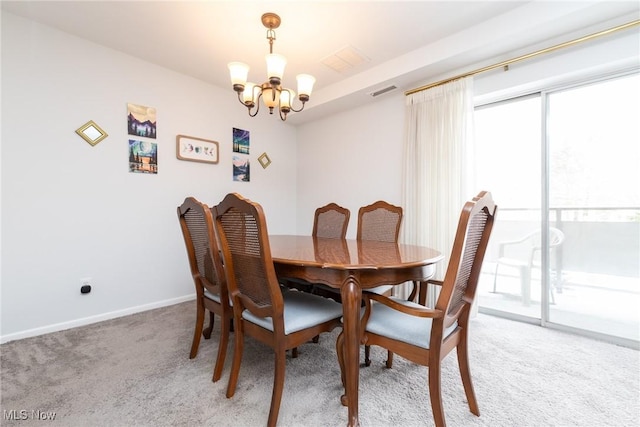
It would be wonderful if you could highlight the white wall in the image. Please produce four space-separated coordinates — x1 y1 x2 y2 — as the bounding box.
295 93 406 238
0 12 298 341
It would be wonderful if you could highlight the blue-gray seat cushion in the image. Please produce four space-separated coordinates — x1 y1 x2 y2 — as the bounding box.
204 289 234 307
203 289 221 302
366 297 458 349
242 290 343 335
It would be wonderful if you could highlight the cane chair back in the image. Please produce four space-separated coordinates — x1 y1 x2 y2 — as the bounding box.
313 202 350 239
357 200 403 242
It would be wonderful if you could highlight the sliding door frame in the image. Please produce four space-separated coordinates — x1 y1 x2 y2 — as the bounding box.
477 68 640 349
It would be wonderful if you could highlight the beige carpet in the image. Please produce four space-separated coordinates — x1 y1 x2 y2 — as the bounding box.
1 301 638 427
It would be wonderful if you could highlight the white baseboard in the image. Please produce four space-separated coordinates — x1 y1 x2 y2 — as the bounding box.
0 294 196 344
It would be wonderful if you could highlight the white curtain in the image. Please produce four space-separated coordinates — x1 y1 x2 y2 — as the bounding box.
398 77 475 300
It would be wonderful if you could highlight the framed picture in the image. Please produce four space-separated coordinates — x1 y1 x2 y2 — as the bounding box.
76 120 108 146
129 139 158 174
233 127 250 154
127 103 157 139
258 152 272 169
176 135 219 164
233 155 250 182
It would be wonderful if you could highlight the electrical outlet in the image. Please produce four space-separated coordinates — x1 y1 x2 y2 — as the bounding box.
80 277 92 294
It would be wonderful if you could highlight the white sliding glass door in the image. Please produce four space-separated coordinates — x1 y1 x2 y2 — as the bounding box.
474 72 640 346
546 74 640 342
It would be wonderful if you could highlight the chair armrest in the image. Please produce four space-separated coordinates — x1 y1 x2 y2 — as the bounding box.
497 230 538 257
406 279 441 305
426 279 444 287
367 292 444 319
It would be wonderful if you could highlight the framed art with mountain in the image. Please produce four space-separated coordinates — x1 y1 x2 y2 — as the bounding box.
127 103 157 139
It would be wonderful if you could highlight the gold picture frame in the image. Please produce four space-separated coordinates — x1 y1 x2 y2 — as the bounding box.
76 120 108 146
258 152 272 169
176 135 219 164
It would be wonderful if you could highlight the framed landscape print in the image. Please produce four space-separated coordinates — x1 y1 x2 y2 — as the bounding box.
232 128 250 154
127 103 157 139
129 139 157 174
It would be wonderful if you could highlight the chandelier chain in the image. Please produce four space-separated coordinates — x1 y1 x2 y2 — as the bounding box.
267 28 276 54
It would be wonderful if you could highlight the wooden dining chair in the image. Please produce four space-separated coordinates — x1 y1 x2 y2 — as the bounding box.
337 191 497 427
357 200 403 242
358 199 405 297
357 200 405 365
313 202 350 239
285 202 350 296
177 197 232 382
212 193 344 427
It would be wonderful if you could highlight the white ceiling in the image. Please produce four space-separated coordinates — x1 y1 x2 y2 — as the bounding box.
2 1 639 124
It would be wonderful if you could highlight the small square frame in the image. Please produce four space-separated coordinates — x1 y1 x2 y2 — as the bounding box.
76 120 108 146
258 152 272 169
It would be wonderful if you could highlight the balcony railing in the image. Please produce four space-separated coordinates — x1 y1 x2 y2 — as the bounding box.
480 206 639 344
486 206 640 278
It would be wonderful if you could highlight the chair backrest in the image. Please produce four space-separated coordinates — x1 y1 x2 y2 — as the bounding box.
518 227 565 265
313 203 350 239
528 227 565 250
357 200 403 242
434 191 497 329
530 227 565 267
549 227 565 248
177 197 227 300
212 193 283 321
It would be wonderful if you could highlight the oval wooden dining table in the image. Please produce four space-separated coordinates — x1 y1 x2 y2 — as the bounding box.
269 235 443 427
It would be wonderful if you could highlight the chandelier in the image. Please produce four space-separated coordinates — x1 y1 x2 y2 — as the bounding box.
228 13 316 121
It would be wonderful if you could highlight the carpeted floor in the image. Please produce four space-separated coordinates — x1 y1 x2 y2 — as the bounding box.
1 301 638 426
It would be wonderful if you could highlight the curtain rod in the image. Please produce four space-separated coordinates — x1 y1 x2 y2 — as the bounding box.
405 19 640 96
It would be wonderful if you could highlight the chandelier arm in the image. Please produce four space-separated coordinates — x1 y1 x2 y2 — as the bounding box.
288 100 307 113
278 107 288 121
248 91 262 117
235 91 246 106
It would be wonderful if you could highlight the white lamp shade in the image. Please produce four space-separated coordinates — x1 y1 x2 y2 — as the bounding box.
262 87 280 109
296 74 316 97
280 89 295 109
228 62 249 86
242 82 256 103
266 54 286 81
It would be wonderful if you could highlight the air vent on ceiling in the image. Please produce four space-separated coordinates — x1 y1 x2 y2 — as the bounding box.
369 85 397 97
321 45 370 73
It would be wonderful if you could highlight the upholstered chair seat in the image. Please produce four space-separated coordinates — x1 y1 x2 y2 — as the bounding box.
365 298 458 349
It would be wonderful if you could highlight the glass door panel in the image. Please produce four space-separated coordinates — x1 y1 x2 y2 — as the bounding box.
474 95 543 318
547 74 640 342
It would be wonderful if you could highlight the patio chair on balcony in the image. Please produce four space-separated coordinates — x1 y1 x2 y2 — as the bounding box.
492 227 565 305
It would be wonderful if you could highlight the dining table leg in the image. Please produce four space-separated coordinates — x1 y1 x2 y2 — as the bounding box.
340 275 361 427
